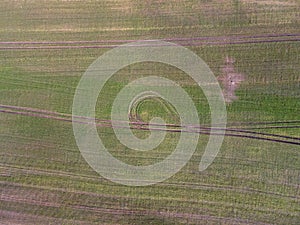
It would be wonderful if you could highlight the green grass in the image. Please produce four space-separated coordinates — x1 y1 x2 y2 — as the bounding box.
0 0 299 224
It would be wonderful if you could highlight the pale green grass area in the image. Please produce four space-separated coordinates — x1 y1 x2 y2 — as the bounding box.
0 0 299 224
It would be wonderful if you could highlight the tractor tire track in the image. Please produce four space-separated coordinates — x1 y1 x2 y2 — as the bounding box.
1 104 299 146
0 33 299 50
1 164 299 201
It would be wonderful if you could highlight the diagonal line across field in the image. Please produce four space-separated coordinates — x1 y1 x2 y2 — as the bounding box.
0 33 299 50
1 104 299 146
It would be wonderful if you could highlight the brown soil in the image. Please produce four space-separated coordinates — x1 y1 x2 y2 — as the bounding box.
218 56 246 103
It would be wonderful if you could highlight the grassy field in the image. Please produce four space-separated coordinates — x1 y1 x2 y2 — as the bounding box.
0 0 299 224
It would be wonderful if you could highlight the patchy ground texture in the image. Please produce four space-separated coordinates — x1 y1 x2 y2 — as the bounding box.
0 0 299 224
218 56 246 103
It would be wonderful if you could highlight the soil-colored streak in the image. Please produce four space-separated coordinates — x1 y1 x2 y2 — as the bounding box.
218 56 246 103
0 104 299 146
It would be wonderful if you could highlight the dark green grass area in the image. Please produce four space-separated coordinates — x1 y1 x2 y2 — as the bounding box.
0 0 299 224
